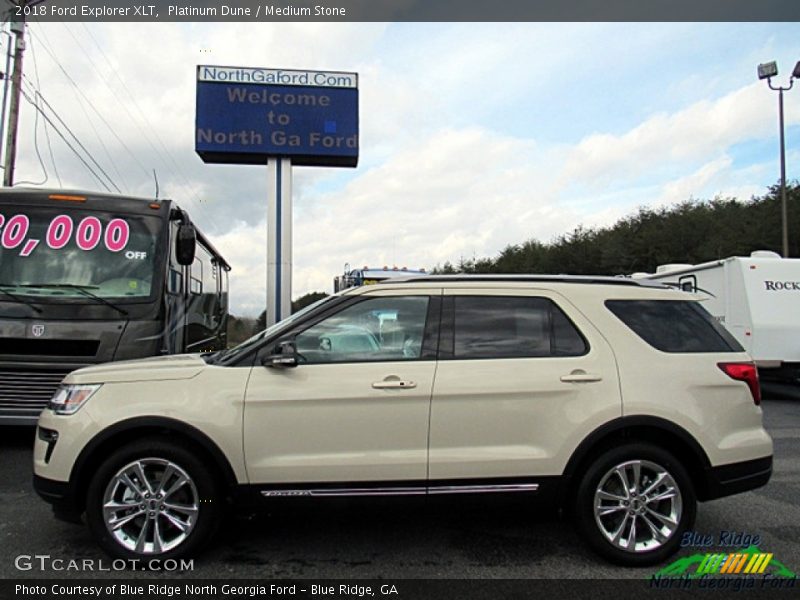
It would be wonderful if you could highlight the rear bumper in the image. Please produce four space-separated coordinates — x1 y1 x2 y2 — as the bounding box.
701 455 772 501
33 474 83 523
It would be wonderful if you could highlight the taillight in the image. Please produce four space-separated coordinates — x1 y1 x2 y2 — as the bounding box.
718 362 761 405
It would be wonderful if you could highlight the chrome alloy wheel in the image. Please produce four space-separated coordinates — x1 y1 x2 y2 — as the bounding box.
593 459 683 553
102 458 199 555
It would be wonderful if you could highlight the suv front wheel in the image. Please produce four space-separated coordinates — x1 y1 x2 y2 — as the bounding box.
86 438 220 561
574 442 696 566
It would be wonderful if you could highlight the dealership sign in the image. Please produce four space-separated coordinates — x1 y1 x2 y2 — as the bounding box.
195 65 359 167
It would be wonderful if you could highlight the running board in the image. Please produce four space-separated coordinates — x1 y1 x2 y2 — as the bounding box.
260 483 539 498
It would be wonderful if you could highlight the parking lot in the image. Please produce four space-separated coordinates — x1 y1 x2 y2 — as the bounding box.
1 398 798 580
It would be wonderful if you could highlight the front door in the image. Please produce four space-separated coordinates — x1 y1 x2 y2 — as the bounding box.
243 291 440 486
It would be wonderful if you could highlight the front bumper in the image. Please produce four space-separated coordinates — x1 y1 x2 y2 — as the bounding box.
701 455 772 501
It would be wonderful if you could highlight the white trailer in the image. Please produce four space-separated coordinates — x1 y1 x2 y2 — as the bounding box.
638 250 800 397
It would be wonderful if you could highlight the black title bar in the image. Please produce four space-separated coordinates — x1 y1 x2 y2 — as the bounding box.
2 0 799 23
1 578 698 600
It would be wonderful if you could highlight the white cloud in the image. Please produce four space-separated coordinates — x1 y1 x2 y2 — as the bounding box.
216 127 585 315
559 82 799 189
653 156 734 207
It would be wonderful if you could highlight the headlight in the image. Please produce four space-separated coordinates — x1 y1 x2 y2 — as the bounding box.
48 384 101 415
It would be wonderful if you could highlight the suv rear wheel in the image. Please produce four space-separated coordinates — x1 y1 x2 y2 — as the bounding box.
574 442 696 565
86 438 220 561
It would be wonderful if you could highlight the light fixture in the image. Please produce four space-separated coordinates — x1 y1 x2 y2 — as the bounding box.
758 61 778 80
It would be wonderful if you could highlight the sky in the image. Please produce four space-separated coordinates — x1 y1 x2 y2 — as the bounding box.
8 22 800 316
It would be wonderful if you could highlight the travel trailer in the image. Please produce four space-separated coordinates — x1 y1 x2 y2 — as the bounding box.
636 251 800 398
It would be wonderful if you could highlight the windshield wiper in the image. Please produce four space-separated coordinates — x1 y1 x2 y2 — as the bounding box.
0 284 43 313
20 284 128 316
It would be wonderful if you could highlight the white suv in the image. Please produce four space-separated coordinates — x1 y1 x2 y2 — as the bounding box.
33 276 773 565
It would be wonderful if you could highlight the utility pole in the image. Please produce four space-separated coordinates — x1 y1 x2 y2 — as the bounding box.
3 8 25 187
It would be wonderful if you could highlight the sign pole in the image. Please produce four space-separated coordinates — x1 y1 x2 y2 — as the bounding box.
266 157 293 327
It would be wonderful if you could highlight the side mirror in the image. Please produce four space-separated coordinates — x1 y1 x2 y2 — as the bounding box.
176 222 197 266
262 340 299 368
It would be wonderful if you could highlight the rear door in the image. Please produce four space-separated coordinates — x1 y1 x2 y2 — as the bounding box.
428 289 622 483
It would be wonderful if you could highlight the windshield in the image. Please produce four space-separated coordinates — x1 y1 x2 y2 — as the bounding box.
214 295 336 364
0 206 162 301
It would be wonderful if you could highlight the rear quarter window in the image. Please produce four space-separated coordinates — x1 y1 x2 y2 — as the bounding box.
605 299 744 353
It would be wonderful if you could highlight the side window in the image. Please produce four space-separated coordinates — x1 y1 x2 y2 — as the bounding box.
552 304 588 356
168 269 183 294
219 268 229 307
605 299 743 353
294 296 430 364
167 221 183 294
678 275 697 292
452 296 587 359
190 263 202 295
191 244 215 295
210 259 219 292
202 252 217 294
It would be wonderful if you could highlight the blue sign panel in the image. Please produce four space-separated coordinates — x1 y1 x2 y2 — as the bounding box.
195 66 359 167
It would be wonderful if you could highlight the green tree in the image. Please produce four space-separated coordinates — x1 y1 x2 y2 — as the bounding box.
433 183 799 277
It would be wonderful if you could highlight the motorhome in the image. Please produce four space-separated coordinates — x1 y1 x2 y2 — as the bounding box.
0 188 231 424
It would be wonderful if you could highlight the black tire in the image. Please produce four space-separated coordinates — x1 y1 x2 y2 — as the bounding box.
86 437 220 562
574 442 696 566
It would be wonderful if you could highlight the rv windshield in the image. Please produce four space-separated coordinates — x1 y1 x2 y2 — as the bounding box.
0 207 162 301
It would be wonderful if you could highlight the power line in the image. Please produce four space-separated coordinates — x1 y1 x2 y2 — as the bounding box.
27 30 60 186
36 25 128 192
24 23 217 228
60 78 129 192
14 84 49 186
19 84 112 192
28 26 153 182
75 23 215 222
10 17 47 186
40 91 60 185
22 75 121 192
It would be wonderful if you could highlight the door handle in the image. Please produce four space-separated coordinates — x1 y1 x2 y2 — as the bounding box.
372 379 417 389
560 370 602 383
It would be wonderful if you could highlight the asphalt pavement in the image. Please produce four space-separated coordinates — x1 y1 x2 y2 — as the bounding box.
1 399 798 580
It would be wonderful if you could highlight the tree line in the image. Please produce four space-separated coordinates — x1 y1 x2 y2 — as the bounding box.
434 184 799 276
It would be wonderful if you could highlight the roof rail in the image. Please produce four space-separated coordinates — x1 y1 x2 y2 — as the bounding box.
380 274 666 287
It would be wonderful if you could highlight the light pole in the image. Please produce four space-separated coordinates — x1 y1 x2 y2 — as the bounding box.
758 60 800 258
